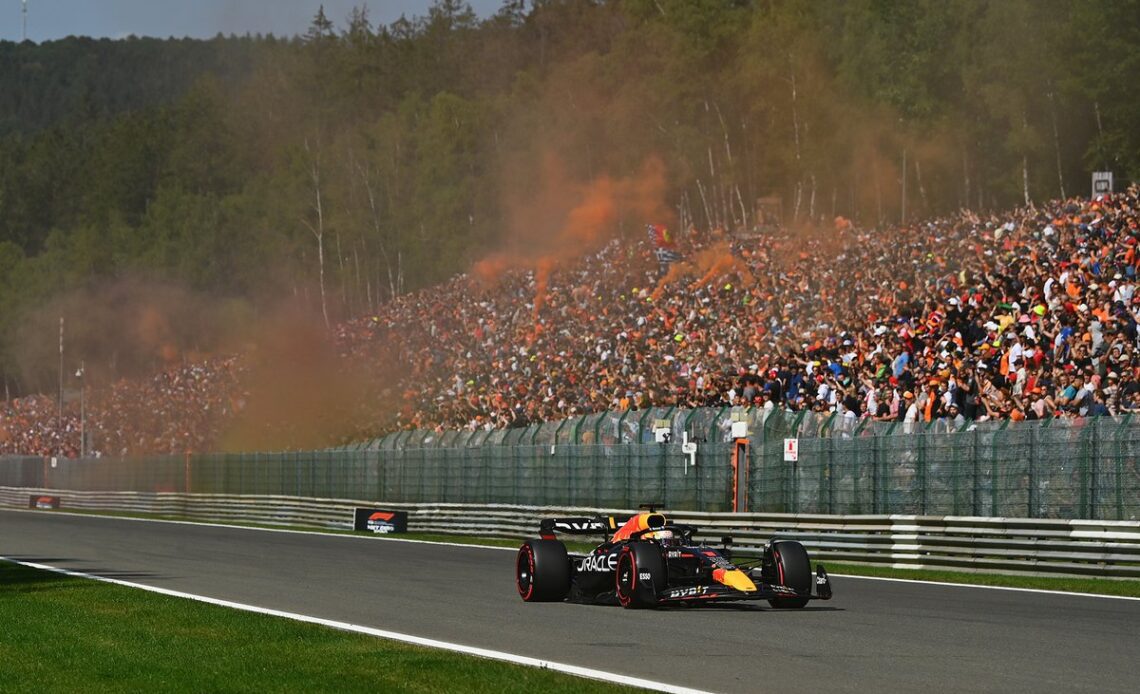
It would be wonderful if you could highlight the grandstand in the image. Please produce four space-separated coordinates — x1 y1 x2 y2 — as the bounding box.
3 185 1140 457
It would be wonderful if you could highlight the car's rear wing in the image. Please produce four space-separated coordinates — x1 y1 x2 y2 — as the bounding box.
539 516 620 539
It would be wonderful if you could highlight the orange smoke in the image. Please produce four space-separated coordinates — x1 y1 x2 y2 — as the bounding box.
533 256 556 320
563 176 618 248
652 261 692 301
474 154 670 314
692 249 754 289
651 241 755 300
472 254 512 288
135 305 184 366
219 303 374 452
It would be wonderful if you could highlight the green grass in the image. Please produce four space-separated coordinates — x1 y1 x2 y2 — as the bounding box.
0 560 644 694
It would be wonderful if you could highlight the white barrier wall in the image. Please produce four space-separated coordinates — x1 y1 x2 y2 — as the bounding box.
4 486 1139 579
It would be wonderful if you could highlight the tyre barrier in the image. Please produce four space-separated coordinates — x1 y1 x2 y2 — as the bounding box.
3 486 1139 578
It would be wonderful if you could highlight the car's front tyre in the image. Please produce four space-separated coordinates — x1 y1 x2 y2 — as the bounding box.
517 539 571 602
764 539 812 608
615 542 665 608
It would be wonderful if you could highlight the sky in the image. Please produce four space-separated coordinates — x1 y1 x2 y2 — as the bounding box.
1 1 507 42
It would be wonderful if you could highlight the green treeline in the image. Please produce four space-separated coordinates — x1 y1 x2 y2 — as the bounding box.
0 0 1137 393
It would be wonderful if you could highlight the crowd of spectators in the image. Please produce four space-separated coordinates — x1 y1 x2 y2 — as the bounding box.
4 184 1140 456
0 394 83 458
338 184 1140 435
89 357 247 455
0 357 245 457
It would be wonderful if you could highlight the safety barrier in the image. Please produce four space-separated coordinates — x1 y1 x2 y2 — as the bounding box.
5 486 1139 579
6 411 1140 519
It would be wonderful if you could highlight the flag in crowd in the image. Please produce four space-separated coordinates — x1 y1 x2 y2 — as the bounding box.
647 223 673 248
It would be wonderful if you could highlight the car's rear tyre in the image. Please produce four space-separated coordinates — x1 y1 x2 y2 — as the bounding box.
615 542 665 608
765 540 811 608
516 539 571 602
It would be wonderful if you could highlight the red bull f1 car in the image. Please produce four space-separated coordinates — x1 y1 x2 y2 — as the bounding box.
516 509 832 608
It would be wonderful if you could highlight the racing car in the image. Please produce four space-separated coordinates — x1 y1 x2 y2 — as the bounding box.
516 508 832 608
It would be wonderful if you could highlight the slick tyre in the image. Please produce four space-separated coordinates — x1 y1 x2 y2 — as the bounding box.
615 542 666 609
766 540 811 608
516 539 571 602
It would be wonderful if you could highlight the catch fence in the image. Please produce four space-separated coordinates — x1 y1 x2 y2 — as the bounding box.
2 410 1139 520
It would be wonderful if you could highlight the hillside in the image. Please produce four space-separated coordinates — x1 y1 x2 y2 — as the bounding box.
1 0 1139 454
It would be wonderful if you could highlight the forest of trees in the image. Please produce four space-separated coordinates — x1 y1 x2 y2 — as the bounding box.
0 0 1137 396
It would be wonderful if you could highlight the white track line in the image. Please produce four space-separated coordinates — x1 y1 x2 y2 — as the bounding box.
5 508 517 551
1 556 710 694
11 508 1140 601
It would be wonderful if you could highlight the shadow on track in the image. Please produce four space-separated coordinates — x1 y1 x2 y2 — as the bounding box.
84 568 166 580
1 557 165 588
0 558 85 592
561 596 843 613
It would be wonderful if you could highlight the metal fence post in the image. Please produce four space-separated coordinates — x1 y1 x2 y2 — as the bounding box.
872 423 884 514
824 435 834 515
561 441 574 507
1116 415 1131 521
919 423 929 515
790 432 800 516
374 449 384 502
417 433 428 503
1078 420 1092 519
991 420 1008 516
1028 424 1037 518
595 412 608 445
819 412 836 437
708 406 728 443
637 409 654 443
1089 417 1101 520
974 425 982 516
681 408 697 441
512 438 520 505
593 447 602 508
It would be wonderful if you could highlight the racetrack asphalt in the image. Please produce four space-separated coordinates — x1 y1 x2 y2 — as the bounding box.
2 509 1137 693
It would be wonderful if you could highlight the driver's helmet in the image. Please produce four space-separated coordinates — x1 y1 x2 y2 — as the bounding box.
644 528 678 546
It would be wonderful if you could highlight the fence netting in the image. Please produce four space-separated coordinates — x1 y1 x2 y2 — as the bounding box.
3 409 1139 520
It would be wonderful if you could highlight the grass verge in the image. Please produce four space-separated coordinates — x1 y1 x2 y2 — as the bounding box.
0 560 643 694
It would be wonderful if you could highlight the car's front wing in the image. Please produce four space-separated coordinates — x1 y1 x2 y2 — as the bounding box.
656 566 833 605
